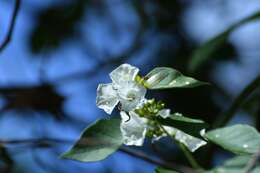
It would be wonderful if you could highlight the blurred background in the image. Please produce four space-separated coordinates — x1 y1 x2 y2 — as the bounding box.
0 0 259 172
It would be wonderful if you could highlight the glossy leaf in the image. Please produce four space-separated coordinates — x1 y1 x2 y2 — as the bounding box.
205 124 260 154
157 113 208 138
62 118 123 162
144 67 208 89
189 11 260 72
155 167 179 173
204 156 260 173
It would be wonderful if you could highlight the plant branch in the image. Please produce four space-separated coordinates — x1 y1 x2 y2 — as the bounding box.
178 143 202 171
119 146 195 173
0 137 195 173
0 0 21 53
214 76 260 128
243 150 260 173
158 124 203 172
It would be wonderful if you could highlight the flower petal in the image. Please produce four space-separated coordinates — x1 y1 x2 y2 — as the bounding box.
163 126 207 152
120 111 147 146
175 130 207 152
109 64 139 84
117 81 147 112
158 109 171 118
96 83 119 114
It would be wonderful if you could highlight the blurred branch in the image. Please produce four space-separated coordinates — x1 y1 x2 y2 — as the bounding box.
120 146 195 173
0 0 21 53
49 2 147 85
214 76 260 128
243 150 260 173
31 148 61 173
0 145 14 173
0 137 195 173
51 27 144 85
51 56 130 85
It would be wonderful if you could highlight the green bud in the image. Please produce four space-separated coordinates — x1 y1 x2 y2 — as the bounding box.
147 99 155 105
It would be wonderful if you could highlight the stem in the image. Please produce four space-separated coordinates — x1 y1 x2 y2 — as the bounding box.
0 0 21 53
158 124 203 171
178 143 201 170
213 76 260 128
0 137 195 173
119 147 195 173
243 150 260 173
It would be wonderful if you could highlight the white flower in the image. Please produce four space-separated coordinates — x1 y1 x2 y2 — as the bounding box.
158 109 171 118
96 64 147 114
119 109 206 151
157 111 207 152
119 109 170 146
119 109 168 146
175 130 207 152
120 111 148 146
163 126 206 152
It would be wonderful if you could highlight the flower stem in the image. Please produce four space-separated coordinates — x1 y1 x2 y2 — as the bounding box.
213 76 260 128
158 124 203 171
178 143 202 170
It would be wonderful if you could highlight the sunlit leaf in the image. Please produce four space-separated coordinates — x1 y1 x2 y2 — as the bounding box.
155 167 179 173
189 11 260 72
205 124 260 154
62 118 123 162
144 67 208 89
157 113 208 138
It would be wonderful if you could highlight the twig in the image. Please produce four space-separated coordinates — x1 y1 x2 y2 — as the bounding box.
157 124 203 172
214 76 260 128
47 1 147 86
243 150 260 173
0 0 21 53
178 143 202 171
0 138 195 173
50 56 130 85
119 146 195 173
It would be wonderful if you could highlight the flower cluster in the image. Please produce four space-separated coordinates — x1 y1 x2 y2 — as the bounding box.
96 64 206 152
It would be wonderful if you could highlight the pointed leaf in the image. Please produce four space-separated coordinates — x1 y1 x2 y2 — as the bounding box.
189 11 260 72
144 67 208 89
205 124 260 155
61 118 123 162
157 113 208 138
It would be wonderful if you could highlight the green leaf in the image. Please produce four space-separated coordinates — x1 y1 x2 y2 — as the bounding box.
205 124 260 154
189 11 260 72
157 113 208 138
144 67 208 89
61 118 123 162
155 167 179 173
204 156 260 173
0 146 13 165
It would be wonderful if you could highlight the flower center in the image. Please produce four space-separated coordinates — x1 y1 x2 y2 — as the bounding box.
126 92 136 101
